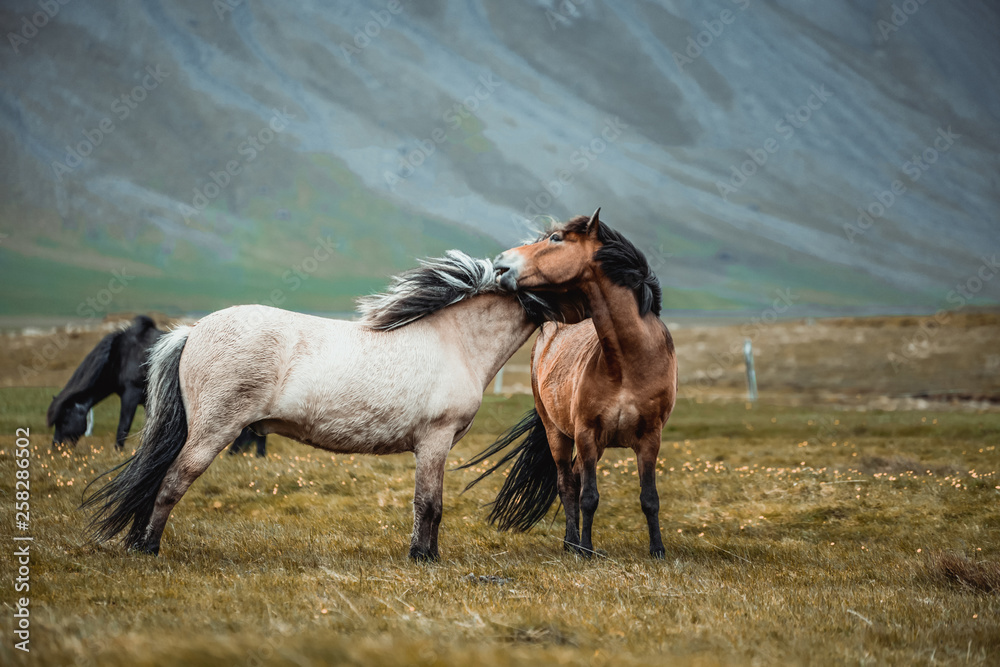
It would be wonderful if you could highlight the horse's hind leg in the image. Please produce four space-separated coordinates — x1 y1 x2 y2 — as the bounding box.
636 433 665 558
139 424 242 555
228 427 249 456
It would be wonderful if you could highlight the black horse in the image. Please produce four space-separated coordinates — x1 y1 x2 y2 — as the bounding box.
229 427 267 457
47 315 267 456
48 316 161 449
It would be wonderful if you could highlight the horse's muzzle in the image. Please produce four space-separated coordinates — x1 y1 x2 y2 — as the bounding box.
494 252 520 292
497 268 519 292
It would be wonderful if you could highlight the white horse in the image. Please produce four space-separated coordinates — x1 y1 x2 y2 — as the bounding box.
83 251 586 560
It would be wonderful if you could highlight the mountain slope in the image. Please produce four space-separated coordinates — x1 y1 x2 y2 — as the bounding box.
0 0 997 316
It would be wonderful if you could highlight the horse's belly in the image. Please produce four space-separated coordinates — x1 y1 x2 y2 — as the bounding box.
266 377 454 455
258 410 417 455
313 407 418 453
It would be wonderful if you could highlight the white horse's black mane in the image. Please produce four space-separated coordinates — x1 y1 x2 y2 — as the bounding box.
357 250 570 330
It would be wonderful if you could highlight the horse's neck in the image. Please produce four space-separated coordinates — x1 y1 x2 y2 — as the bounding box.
580 277 656 381
435 295 537 391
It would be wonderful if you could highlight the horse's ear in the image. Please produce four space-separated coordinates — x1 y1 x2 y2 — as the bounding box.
585 207 601 237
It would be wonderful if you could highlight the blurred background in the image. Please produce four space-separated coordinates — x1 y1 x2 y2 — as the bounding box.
1 0 998 399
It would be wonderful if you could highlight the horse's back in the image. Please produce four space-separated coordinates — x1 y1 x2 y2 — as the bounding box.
179 305 365 412
179 304 474 454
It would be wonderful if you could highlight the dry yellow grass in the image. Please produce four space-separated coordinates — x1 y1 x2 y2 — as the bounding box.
1 387 998 666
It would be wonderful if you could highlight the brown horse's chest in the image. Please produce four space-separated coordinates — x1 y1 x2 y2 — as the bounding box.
588 395 645 448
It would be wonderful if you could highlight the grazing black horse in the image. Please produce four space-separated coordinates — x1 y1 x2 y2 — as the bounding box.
48 316 162 449
47 315 267 456
229 426 267 457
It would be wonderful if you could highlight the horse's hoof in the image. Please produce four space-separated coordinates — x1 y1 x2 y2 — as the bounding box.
130 544 159 556
650 548 666 559
408 547 439 562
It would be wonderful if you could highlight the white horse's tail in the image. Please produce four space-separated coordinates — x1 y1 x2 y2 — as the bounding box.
82 326 191 550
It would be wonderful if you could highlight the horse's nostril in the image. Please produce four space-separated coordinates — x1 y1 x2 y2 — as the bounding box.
498 271 518 292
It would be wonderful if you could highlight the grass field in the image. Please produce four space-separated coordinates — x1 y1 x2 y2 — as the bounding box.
1 387 998 666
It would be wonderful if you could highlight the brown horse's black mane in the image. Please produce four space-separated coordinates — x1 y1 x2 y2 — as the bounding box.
557 215 662 317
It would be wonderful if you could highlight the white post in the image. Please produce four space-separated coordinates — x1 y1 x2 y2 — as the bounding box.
744 338 758 403
493 366 505 394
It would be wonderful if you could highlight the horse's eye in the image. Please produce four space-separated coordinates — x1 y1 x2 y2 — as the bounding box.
549 233 562 243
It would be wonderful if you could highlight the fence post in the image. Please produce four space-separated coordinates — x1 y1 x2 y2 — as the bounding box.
493 366 505 394
744 338 758 403
85 408 94 437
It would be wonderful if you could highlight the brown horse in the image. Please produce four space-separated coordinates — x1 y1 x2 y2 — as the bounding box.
463 209 677 557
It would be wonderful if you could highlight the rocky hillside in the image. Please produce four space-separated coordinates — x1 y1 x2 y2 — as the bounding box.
1 0 997 317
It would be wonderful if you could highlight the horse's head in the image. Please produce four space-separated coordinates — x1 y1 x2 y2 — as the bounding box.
495 208 605 292
53 402 88 448
496 208 662 318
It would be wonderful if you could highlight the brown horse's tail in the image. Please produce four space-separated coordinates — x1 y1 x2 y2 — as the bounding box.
459 409 558 531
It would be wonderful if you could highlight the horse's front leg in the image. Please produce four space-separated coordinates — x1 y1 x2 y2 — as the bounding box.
575 429 600 557
636 432 665 558
547 429 581 553
409 432 452 561
115 385 143 450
